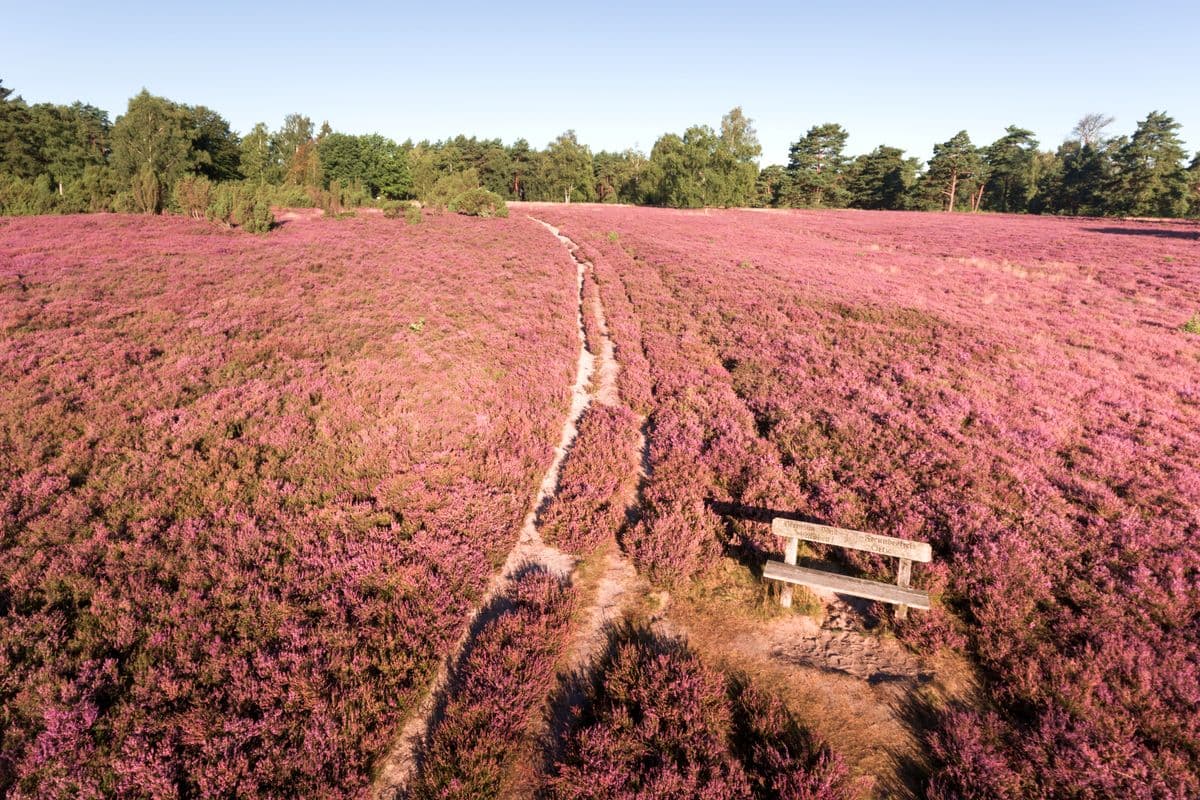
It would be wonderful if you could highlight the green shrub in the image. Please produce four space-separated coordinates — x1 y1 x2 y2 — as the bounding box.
380 200 421 223
243 199 274 233
448 187 508 218
268 182 314 208
425 169 479 210
173 175 213 219
60 166 119 213
311 182 341 216
207 184 234 224
0 174 58 216
112 190 139 214
307 179 373 218
339 178 372 208
1183 313 1200 334
0 168 118 217
131 166 162 214
206 182 274 234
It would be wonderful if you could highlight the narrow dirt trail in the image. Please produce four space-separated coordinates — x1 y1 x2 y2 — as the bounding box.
372 222 591 799
372 217 645 799
527 217 648 671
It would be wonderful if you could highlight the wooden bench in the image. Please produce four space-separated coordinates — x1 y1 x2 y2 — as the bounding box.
767 518 932 619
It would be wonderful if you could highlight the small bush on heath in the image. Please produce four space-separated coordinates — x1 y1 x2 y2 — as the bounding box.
206 182 274 233
425 169 479 210
449 187 508 218
172 175 213 219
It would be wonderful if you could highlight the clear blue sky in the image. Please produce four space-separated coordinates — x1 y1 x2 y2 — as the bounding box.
6 1 1198 164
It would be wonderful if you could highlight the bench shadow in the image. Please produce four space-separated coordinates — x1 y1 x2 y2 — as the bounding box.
543 621 852 796
873 689 941 800
1084 226 1200 240
707 499 831 527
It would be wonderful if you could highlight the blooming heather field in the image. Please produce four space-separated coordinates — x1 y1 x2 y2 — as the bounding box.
537 205 1200 798
3 205 1199 799
0 213 579 797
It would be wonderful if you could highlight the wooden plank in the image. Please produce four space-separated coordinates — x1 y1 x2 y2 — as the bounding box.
772 518 932 563
780 536 799 608
763 560 931 609
895 558 913 621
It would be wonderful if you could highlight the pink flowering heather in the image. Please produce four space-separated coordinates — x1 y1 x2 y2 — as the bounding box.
539 404 642 556
580 270 604 358
729 684 860 800
544 625 854 800
0 212 579 798
537 206 1200 797
409 566 576 800
532 211 794 585
575 241 653 416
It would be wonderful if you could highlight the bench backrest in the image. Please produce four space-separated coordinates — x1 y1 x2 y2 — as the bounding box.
772 518 932 563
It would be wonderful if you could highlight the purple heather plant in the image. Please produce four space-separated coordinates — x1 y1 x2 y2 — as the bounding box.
539 404 641 556
545 625 855 800
410 566 576 800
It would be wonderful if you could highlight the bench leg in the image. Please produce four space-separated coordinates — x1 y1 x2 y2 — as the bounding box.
780 538 799 608
895 558 912 621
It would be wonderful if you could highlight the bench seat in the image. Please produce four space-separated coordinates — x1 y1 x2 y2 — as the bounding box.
763 560 931 609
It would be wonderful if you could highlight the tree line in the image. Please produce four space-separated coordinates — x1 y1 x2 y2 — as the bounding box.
763 113 1200 217
2 79 1197 219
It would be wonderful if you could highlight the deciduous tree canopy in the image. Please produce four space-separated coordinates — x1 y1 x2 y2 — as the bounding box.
1 80 1197 218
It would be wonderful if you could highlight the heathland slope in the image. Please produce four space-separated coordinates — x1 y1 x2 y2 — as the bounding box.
0 212 579 797
536 205 1200 798
3 207 1198 799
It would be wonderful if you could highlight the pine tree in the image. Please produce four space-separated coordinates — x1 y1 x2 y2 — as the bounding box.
783 123 849 207
1112 111 1189 217
1188 153 1200 217
845 146 916 210
508 139 534 200
1049 141 1115 216
184 106 241 182
0 79 40 178
926 131 984 211
754 164 788 207
26 103 109 194
982 126 1038 213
